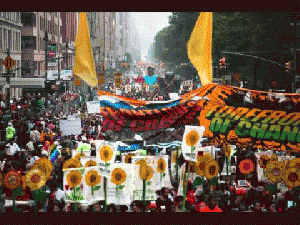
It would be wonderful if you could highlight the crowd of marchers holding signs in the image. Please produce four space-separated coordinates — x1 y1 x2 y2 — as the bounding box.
0 90 298 212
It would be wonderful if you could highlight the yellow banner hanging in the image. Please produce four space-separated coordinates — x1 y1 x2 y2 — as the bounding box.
187 12 212 86
73 12 98 87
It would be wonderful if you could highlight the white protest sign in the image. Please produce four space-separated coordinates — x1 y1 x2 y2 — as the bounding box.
84 166 105 203
154 155 172 190
63 167 88 204
59 118 82 136
177 163 186 196
106 163 134 205
131 156 156 165
182 125 205 161
254 151 274 182
132 164 157 201
86 101 100 114
169 93 179 100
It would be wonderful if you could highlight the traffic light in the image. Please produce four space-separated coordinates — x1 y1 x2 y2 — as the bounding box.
219 57 226 70
286 61 292 73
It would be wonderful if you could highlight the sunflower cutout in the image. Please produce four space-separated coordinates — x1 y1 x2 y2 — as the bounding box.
125 153 135 164
187 161 196 173
266 161 285 183
156 158 166 173
270 153 278 162
33 158 53 180
283 168 300 188
139 165 154 181
74 152 86 160
99 145 114 162
85 160 97 168
205 160 219 180
111 168 127 185
63 158 82 170
85 170 101 186
288 158 300 170
4 170 22 190
172 151 178 164
239 159 255 175
195 159 206 176
197 152 213 162
259 155 270 169
25 169 47 191
224 144 232 159
185 130 200 147
135 159 148 166
67 170 82 188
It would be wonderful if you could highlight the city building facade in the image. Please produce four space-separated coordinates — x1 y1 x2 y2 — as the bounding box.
20 12 63 95
0 12 22 100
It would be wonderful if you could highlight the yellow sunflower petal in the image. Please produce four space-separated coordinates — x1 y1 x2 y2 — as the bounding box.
204 160 219 180
283 168 300 188
26 169 47 191
33 158 53 180
99 145 114 162
125 153 136 164
67 170 82 188
85 170 101 186
4 170 22 190
157 158 166 173
185 130 200 147
63 158 82 170
139 164 153 181
288 158 300 170
270 153 278 162
85 160 97 168
266 161 285 183
111 168 126 185
195 159 206 176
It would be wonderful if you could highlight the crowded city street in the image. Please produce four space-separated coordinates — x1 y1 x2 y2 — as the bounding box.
0 11 300 214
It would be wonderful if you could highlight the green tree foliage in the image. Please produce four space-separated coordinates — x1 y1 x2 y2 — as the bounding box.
153 12 296 89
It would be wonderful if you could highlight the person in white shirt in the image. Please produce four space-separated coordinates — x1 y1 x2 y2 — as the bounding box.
5 142 20 160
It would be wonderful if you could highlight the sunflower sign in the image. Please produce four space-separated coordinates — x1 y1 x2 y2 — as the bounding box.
106 164 134 205
98 144 116 177
133 163 157 201
254 151 274 182
63 168 87 203
155 155 172 190
182 125 205 161
84 166 104 203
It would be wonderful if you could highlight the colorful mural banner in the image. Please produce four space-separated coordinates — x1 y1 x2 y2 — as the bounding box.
98 83 300 151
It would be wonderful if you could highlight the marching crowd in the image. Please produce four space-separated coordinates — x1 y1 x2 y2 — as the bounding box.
0 91 298 212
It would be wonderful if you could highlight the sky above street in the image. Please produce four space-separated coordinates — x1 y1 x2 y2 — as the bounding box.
130 12 172 61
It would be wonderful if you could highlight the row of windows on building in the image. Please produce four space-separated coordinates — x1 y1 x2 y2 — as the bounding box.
21 13 60 37
0 28 20 51
0 12 21 24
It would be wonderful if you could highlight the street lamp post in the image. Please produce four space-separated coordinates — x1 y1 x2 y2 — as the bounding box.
44 31 48 108
5 48 11 111
66 42 69 93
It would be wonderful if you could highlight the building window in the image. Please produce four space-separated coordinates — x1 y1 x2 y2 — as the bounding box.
16 32 20 51
3 29 7 50
40 17 45 31
17 12 21 23
21 13 36 26
0 28 2 50
8 30 11 49
21 36 36 50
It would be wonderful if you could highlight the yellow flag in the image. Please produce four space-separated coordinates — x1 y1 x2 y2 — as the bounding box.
73 12 97 87
187 12 212 86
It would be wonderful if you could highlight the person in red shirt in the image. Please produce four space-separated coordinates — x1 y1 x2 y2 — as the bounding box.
195 194 207 212
199 197 222 212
